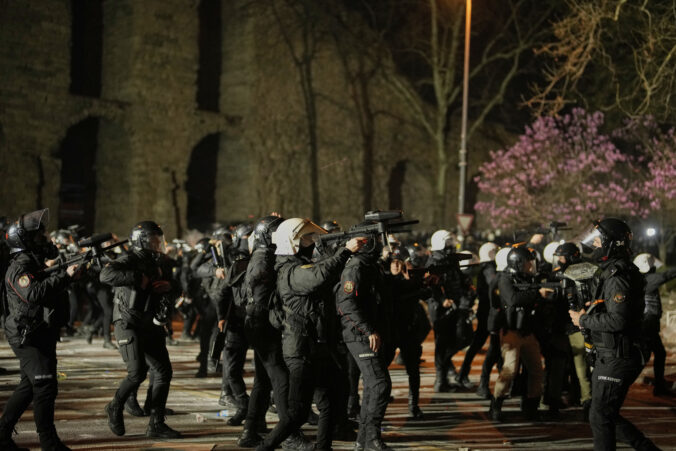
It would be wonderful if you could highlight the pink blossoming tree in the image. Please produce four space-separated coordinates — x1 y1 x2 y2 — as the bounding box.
474 109 655 232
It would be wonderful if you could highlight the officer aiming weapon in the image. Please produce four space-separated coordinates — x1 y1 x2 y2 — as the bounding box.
44 233 127 274
316 210 418 253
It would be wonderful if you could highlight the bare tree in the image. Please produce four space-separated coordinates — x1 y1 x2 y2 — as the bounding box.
268 0 323 221
354 0 555 224
528 0 676 123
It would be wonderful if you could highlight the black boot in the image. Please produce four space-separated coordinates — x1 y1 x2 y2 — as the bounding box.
227 394 249 426
364 438 393 450
347 396 360 420
489 396 505 422
433 370 451 392
219 386 236 407
475 377 491 399
0 418 29 451
523 397 540 421
408 383 424 420
146 409 181 439
124 390 146 417
306 407 319 425
238 427 263 447
38 427 71 451
105 398 125 436
102 340 117 350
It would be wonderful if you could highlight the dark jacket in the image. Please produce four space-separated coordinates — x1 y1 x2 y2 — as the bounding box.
425 250 473 323
100 249 180 328
276 247 352 348
579 257 645 353
498 270 540 334
643 268 676 319
476 262 497 322
336 252 391 343
4 252 70 346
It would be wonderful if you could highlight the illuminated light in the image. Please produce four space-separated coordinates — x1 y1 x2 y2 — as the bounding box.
646 228 656 237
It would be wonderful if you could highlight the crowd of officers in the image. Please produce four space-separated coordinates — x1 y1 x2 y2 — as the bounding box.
0 208 672 451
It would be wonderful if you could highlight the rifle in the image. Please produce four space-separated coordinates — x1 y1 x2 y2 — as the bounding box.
407 254 474 277
316 210 418 252
44 233 128 274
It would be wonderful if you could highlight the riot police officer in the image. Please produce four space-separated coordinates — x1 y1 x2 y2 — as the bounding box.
426 229 474 392
457 242 498 391
489 246 548 422
555 242 592 417
336 228 392 451
0 209 79 451
101 221 181 439
238 215 295 448
384 246 430 420
571 219 658 450
272 218 364 451
634 252 676 397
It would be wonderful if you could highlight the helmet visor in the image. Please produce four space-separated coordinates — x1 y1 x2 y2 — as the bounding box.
579 224 602 249
147 233 167 254
294 220 327 241
21 208 49 233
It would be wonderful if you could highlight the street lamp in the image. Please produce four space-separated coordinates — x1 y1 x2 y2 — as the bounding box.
457 0 471 224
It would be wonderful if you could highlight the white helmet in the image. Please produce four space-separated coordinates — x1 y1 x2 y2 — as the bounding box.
633 253 663 274
495 247 511 272
543 241 561 264
430 229 454 251
478 242 498 263
272 218 327 256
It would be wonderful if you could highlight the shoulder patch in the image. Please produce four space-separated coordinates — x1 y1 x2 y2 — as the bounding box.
301 264 314 269
343 280 355 294
613 293 625 303
18 275 31 288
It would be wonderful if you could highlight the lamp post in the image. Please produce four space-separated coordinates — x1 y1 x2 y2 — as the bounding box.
457 0 471 227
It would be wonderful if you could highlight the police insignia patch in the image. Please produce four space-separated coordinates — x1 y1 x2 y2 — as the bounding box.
344 281 354 294
18 275 30 288
613 293 625 303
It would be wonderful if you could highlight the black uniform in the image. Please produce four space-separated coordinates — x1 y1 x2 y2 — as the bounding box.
276 247 352 450
100 249 180 424
458 261 496 386
579 257 656 450
240 247 293 448
643 268 676 394
1 252 71 448
336 251 392 447
384 271 430 417
426 250 474 389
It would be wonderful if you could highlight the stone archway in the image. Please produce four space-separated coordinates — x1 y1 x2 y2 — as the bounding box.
57 117 99 232
186 133 219 230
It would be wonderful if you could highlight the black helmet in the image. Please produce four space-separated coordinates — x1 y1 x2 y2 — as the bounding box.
390 246 410 262
232 223 254 250
507 246 535 273
212 227 232 247
253 215 285 250
194 237 211 254
6 209 51 254
321 220 341 233
406 242 428 268
554 242 581 264
582 218 632 258
129 221 166 254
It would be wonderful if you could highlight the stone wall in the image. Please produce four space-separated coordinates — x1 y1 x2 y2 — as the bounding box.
0 0 508 240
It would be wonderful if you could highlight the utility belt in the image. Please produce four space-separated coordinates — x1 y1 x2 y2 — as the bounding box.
593 333 643 361
282 306 324 343
504 305 535 332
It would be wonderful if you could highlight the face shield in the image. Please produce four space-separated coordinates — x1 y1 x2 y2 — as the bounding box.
579 224 602 250
21 208 50 234
146 233 167 254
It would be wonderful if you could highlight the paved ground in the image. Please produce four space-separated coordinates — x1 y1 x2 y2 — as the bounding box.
0 325 674 451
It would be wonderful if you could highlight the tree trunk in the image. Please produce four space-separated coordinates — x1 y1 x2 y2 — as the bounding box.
434 135 449 225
